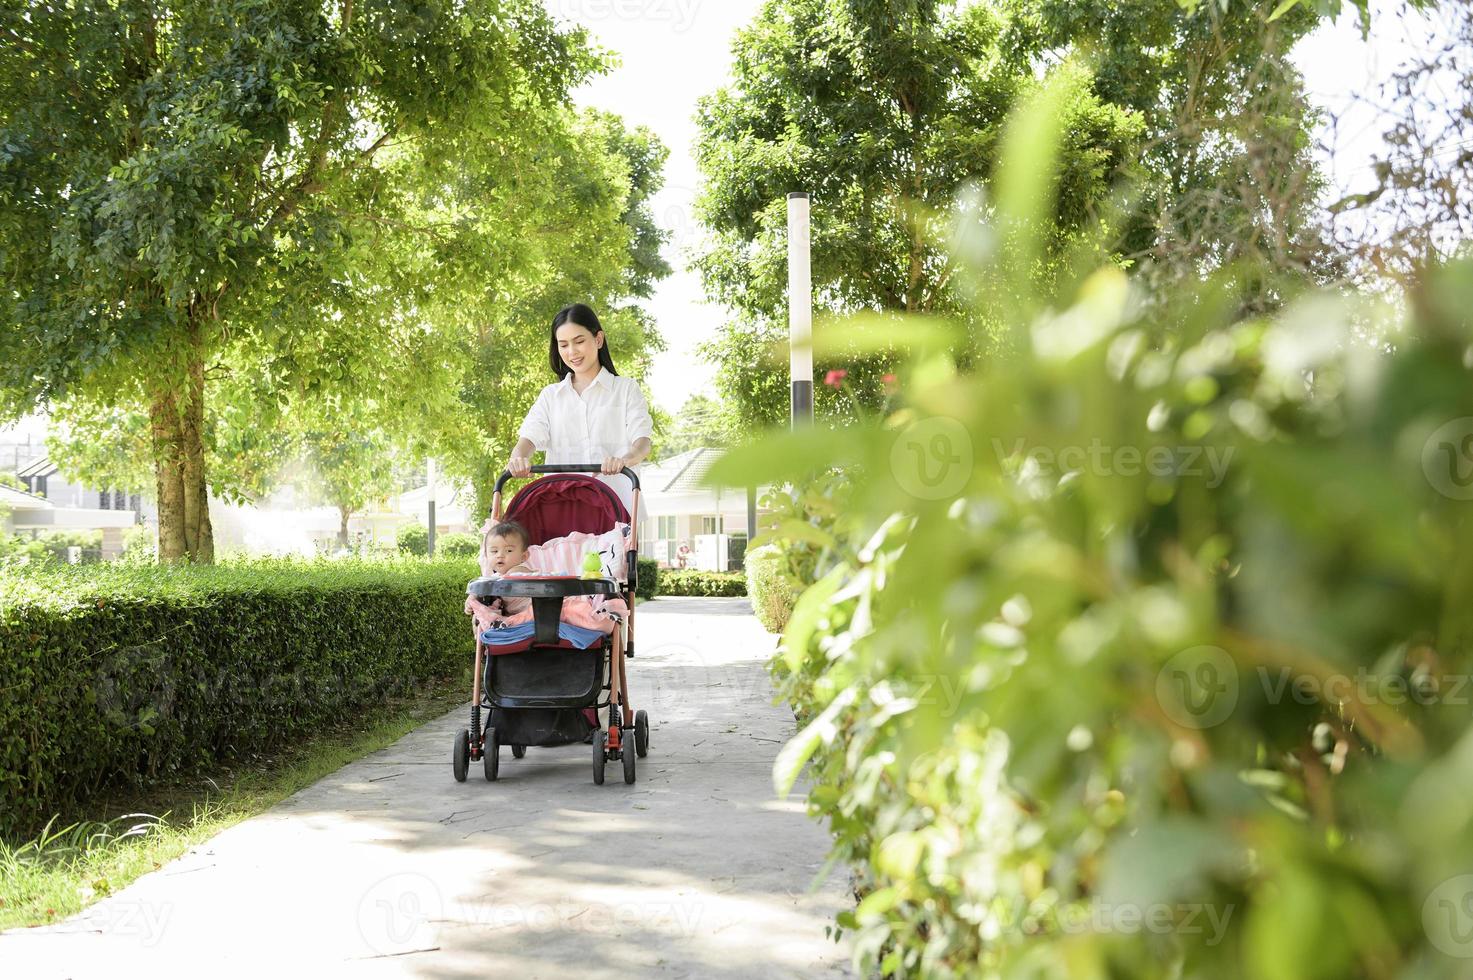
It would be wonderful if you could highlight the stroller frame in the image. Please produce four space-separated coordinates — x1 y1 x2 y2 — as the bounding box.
452 464 648 786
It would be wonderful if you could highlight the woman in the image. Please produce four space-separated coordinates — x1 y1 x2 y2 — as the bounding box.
507 303 653 526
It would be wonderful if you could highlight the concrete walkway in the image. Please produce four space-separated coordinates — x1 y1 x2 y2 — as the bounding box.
1 597 851 979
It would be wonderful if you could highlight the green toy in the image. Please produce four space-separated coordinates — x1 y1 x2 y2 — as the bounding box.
580 551 604 579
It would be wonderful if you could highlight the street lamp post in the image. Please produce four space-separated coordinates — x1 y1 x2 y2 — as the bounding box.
788 191 813 429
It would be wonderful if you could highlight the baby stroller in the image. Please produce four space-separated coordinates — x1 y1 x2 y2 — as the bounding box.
452 463 649 785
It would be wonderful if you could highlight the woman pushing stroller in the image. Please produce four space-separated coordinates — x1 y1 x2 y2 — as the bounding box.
506 302 653 524
451 302 655 786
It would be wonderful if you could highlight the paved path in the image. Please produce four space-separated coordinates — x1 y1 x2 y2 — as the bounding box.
2 597 851 979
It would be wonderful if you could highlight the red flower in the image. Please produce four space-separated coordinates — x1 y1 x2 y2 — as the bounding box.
882 373 896 384
823 369 848 388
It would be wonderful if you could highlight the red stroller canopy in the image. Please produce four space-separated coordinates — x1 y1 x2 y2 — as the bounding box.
502 474 630 546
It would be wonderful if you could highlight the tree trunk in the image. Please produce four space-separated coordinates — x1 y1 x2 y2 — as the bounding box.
149 313 214 563
149 387 188 562
339 507 351 547
180 321 214 563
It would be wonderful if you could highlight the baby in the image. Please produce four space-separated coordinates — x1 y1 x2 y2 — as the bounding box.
482 520 535 616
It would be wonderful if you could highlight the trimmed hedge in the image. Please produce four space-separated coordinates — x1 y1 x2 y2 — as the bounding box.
0 557 476 840
434 531 481 558
745 544 803 633
396 523 428 555
656 569 747 597
635 557 658 601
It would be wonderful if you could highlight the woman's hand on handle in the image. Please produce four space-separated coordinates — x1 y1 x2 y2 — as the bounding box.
508 454 532 478
600 454 628 475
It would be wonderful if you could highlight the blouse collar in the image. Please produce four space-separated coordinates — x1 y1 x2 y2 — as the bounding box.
561 365 610 392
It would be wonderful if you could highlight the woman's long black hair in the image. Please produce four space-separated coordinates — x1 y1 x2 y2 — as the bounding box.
549 303 620 379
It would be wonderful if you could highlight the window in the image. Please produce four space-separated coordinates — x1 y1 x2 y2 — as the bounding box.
129 493 141 512
33 475 46 498
99 491 111 510
658 515 677 539
701 516 718 535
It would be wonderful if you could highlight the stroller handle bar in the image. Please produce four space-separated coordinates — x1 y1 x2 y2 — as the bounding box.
492 463 640 496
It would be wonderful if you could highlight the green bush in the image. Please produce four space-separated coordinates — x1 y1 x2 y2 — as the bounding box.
657 569 747 597
704 101 1473 978
396 522 428 555
745 545 802 631
635 557 658 600
434 531 480 559
0 556 476 841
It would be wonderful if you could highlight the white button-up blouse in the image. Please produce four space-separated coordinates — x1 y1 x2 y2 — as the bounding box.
517 367 654 524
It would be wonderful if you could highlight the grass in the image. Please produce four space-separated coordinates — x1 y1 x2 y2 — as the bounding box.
0 671 468 931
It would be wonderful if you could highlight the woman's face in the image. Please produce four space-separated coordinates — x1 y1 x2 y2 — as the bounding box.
556 322 602 375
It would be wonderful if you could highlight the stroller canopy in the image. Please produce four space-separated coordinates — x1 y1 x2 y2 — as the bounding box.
503 474 630 546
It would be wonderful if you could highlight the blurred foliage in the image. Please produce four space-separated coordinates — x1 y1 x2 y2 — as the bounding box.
745 543 803 633
635 556 659 602
706 72 1473 977
396 523 429 557
434 532 481 560
655 569 747 598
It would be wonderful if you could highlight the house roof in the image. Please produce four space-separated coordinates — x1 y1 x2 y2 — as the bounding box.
16 455 56 480
0 484 53 510
641 448 717 494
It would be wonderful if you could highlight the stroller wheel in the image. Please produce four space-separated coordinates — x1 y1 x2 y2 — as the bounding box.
511 744 526 759
634 710 649 758
593 730 607 785
483 728 500 782
453 729 470 783
622 737 637 784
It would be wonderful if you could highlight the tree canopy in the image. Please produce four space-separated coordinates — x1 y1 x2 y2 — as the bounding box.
1 0 669 558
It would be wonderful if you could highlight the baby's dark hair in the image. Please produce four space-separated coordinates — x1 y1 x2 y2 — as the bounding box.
487 520 530 550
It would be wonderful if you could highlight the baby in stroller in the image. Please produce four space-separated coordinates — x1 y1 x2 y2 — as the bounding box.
478 520 535 617
453 463 650 786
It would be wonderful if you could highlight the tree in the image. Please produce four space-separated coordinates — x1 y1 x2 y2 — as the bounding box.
296 419 397 547
660 394 738 457
998 0 1332 311
692 0 1142 427
0 0 599 561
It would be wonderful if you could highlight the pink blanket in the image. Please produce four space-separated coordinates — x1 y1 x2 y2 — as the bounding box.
479 522 633 579
466 522 633 640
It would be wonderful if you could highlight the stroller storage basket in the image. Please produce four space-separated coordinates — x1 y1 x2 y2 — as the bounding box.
485 644 605 709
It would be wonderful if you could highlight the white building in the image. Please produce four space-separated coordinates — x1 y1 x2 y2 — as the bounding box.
636 448 773 572
0 482 139 558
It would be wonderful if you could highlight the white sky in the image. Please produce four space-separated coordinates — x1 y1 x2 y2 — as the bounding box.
0 2 1441 444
